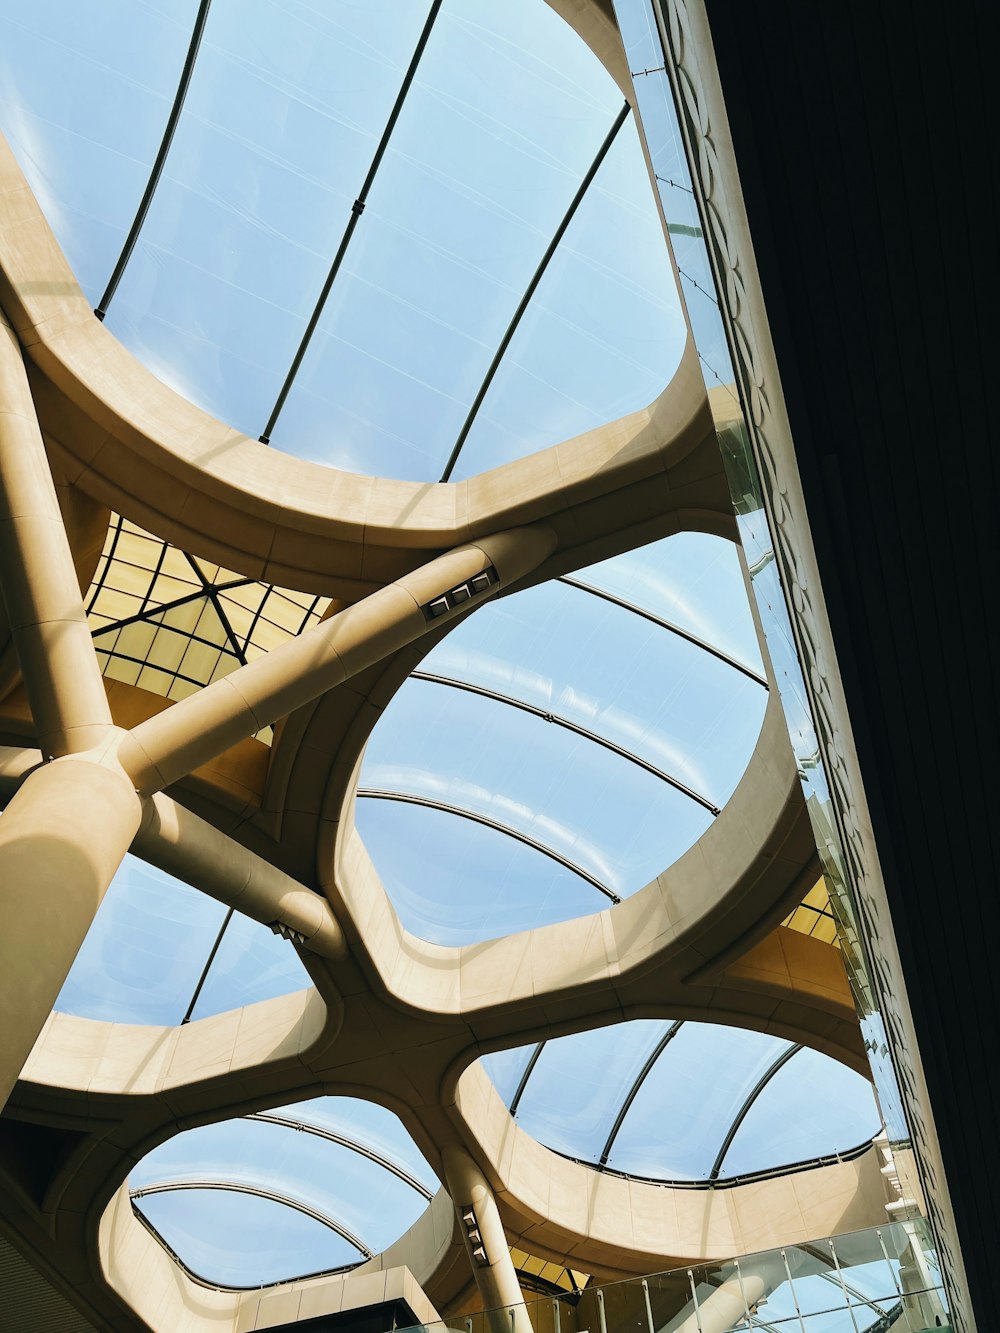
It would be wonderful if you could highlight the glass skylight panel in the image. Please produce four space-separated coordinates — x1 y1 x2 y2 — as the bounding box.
0 0 195 304
566 531 765 677
272 0 625 479
274 1096 438 1196
102 0 429 434
54 855 228 1026
719 1047 881 1178
136 1188 359 1287
481 1020 878 1183
359 679 712 940
131 1098 434 1286
479 1045 536 1108
354 799 608 945
358 532 764 943
422 576 765 809
512 1022 671 1161
187 912 311 1021
605 1023 788 1179
452 118 686 479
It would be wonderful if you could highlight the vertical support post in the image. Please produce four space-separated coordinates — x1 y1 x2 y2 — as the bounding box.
780 1250 807 1333
0 317 113 756
441 1146 533 1333
596 1288 608 1333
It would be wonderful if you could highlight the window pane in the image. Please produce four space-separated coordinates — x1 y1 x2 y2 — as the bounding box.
189 911 311 1020
55 854 227 1025
720 1047 881 1179
0 0 196 302
512 1021 671 1161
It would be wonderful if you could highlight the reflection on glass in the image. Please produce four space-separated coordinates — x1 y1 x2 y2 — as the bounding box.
131 1096 434 1287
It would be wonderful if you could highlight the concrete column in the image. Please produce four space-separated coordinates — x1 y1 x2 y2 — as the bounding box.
0 752 142 1109
119 525 555 794
136 792 345 960
442 1146 533 1333
0 316 113 756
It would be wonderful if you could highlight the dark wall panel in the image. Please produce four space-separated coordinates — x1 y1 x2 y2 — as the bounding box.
702 0 999 1323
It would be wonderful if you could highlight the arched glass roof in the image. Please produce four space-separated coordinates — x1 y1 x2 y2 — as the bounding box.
0 0 686 482
356 532 767 944
54 854 311 1026
129 1096 436 1287
481 1019 881 1184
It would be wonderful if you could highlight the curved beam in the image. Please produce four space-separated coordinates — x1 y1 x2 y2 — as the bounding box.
410 671 720 813
246 1112 433 1199
94 0 213 319
130 1179 373 1259
597 1021 683 1164
356 789 619 904
558 575 768 686
708 1043 801 1181
440 101 632 481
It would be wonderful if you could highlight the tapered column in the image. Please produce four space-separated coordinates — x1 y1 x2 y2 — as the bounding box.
0 753 142 1109
0 317 112 756
442 1146 533 1333
119 525 555 794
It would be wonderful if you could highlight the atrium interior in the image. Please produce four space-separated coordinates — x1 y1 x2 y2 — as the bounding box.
0 1 991 1331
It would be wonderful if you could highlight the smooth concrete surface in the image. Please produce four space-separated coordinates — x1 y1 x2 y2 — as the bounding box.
0 753 142 1107
0 314 112 756
443 1146 533 1333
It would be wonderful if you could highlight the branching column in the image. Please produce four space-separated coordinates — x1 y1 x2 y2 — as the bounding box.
0 315 140 1107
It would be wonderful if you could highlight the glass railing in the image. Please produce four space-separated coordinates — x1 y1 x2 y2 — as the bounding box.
397 1222 949 1333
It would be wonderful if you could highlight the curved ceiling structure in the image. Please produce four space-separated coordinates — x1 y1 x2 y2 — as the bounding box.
0 0 685 484
356 530 767 944
0 0 914 1328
